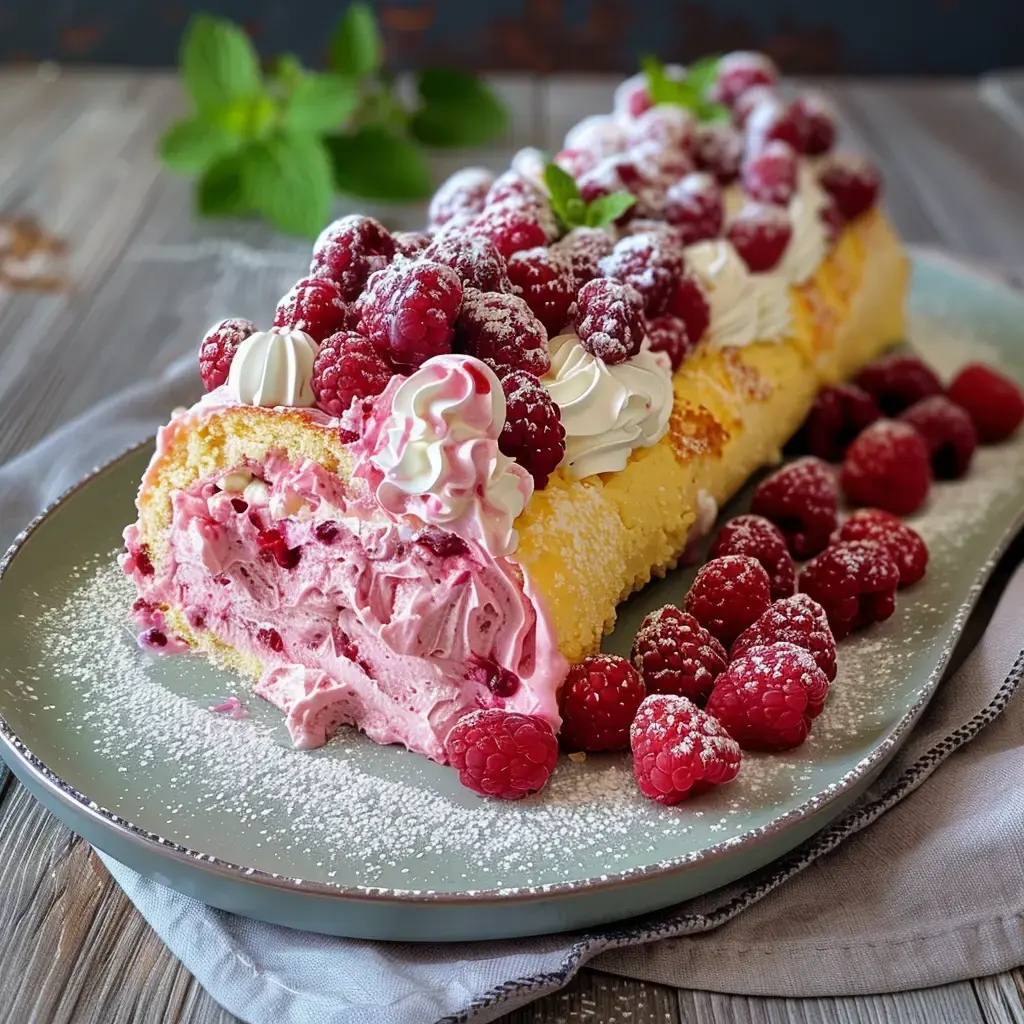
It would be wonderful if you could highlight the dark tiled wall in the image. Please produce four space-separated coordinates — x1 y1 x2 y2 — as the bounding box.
2 0 1022 74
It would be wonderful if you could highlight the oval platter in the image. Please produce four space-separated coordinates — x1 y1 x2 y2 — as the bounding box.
1 251 1023 942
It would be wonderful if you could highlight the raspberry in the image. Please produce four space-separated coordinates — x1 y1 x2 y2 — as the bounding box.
947 363 1024 444
598 232 684 317
256 527 301 570
392 231 431 258
662 173 724 246
559 654 645 752
706 643 829 751
741 141 798 205
630 143 695 188
309 215 395 301
444 709 558 799
311 331 393 418
455 287 550 377
856 354 944 417
666 272 711 346
789 383 881 462
578 155 646 202
415 526 469 559
630 694 742 805
841 419 932 516
273 277 350 342
506 246 576 335
684 554 772 647
563 114 628 160
799 540 900 639
645 315 691 372
837 509 929 588
613 74 654 120
573 278 646 365
713 52 779 106
692 123 743 184
727 203 792 273
899 395 977 479
750 457 838 559
257 626 284 653
554 227 615 287
498 368 566 488
731 594 837 681
625 105 694 154
427 167 493 230
630 605 727 704
485 168 543 207
554 147 598 179
359 260 462 368
819 157 882 221
423 231 511 293
710 514 796 601
471 199 549 260
745 97 806 155
791 93 836 155
199 317 256 391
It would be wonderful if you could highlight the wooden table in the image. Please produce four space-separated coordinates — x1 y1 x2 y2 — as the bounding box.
1 68 1023 1024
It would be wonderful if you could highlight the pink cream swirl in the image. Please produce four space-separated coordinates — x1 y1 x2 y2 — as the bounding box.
361 355 533 557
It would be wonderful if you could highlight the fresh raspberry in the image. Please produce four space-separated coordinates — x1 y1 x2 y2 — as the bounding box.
684 554 772 647
947 363 1024 444
359 260 462 368
573 278 646 365
554 147 598 179
741 141 798 205
731 594 837 681
899 395 977 479
745 97 807 155
506 246 576 335
706 642 830 751
415 526 469 559
563 114 628 160
666 272 711 346
444 709 558 799
310 330 393 418
799 540 900 639
427 167 493 230
713 52 779 106
727 203 792 273
692 123 743 184
309 215 395 301
392 231 431 258
598 232 684 317
791 93 837 155
485 168 543 207
273 277 350 342
471 199 549 260
645 315 691 372
841 419 932 516
789 383 881 462
613 73 655 120
837 509 929 588
198 317 256 391
455 287 550 377
630 605 727 704
855 354 944 417
256 527 301 570
750 457 838 559
662 173 724 246
625 105 695 154
630 694 742 805
498 368 566 488
559 654 646 752
554 227 615 287
630 143 695 188
710 514 796 601
819 157 882 221
423 231 511 293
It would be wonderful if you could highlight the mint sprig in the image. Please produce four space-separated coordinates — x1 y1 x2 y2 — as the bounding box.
642 54 730 123
159 6 509 237
543 163 636 229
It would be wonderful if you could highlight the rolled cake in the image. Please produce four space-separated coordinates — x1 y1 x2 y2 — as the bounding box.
123 57 908 771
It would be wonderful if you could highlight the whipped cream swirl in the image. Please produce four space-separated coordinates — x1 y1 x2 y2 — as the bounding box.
685 240 760 350
227 327 319 408
543 333 673 478
779 165 830 286
367 355 532 557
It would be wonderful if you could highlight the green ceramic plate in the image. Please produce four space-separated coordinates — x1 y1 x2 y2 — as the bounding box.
1 252 1023 942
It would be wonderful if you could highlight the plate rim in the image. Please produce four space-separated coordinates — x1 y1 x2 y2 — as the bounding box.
1 252 1021 906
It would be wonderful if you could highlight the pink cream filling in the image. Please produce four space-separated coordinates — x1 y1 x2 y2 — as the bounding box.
124 447 564 762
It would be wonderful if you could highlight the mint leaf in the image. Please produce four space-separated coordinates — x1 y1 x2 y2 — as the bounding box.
642 54 680 106
326 126 432 200
330 3 382 78
566 197 587 225
642 53 726 123
700 102 732 124
210 93 277 138
685 55 721 98
196 151 250 217
543 162 582 225
160 117 235 174
243 132 333 236
283 73 359 133
409 68 508 147
180 14 262 116
274 54 305 92
585 192 636 227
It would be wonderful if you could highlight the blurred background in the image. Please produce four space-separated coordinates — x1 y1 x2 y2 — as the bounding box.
3 0 1024 75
